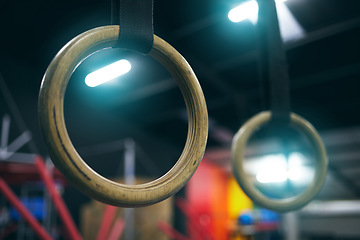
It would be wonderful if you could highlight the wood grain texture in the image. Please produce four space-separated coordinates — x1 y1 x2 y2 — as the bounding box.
231 111 328 212
38 25 208 207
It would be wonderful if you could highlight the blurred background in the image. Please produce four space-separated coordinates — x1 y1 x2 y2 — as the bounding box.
1 0 360 239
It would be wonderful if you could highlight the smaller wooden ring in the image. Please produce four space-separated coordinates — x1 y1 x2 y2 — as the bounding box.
231 111 328 212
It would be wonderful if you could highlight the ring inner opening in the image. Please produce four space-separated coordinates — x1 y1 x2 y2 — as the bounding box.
64 47 187 185
242 123 316 200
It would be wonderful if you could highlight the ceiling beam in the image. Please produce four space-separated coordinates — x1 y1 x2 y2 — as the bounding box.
211 17 360 72
328 164 360 198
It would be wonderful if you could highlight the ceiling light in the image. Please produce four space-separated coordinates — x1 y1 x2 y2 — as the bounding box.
255 152 313 184
228 0 259 23
228 0 288 23
255 154 288 183
228 0 304 42
85 59 131 87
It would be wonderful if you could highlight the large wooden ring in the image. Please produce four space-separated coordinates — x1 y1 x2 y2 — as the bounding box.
38 26 208 207
231 111 327 212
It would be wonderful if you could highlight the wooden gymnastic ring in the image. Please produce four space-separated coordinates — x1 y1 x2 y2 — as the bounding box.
231 111 327 212
38 26 208 207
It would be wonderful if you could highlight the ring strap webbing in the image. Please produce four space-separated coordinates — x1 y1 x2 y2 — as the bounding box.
111 0 154 54
257 0 291 126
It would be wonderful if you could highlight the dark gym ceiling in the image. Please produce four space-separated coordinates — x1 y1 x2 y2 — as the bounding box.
1 0 360 200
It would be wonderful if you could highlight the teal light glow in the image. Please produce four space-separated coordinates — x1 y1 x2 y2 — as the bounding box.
228 0 259 23
228 0 288 23
255 152 312 184
85 59 131 87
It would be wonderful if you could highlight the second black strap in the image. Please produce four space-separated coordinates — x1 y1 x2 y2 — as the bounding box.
257 0 291 125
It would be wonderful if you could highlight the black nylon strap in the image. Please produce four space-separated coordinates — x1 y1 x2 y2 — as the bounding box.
111 0 154 54
111 0 120 24
257 0 291 126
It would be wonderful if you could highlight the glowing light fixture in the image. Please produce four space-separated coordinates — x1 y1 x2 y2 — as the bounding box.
228 0 288 23
228 0 304 42
255 154 288 183
255 152 313 184
85 59 131 87
276 1 304 41
228 0 259 23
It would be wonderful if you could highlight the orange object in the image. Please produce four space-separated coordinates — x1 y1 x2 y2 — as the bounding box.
186 159 229 240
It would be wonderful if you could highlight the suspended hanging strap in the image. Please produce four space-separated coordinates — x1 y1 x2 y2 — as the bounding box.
111 0 154 54
257 0 291 125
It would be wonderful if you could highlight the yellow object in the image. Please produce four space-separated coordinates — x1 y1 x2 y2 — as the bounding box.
228 177 253 240
228 177 253 220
